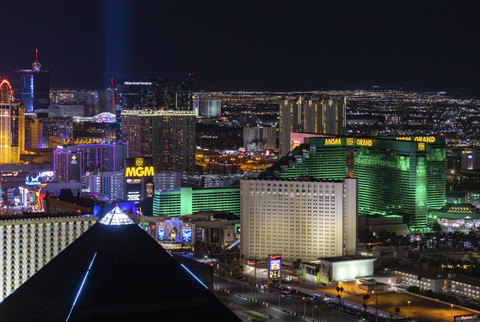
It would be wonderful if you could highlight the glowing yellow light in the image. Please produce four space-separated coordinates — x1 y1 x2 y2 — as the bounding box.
126 166 154 177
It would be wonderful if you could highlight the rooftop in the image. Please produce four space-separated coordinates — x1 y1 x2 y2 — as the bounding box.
0 220 239 321
318 255 377 263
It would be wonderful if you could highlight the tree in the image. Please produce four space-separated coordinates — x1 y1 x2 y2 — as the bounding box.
432 222 442 234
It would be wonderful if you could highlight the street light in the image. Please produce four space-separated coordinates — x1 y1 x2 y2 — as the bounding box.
408 300 411 318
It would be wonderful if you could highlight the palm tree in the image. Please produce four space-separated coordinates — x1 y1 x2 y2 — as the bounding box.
363 294 370 311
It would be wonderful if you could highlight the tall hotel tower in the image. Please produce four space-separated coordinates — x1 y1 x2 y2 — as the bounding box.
0 79 25 164
121 110 196 173
279 96 346 155
16 49 50 112
241 177 357 262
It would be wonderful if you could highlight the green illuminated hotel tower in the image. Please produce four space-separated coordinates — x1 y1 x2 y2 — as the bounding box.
260 135 446 230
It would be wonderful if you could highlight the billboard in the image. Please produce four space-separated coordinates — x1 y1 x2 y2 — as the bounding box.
454 315 477 322
125 158 154 203
158 226 165 241
268 254 282 279
164 218 182 243
270 259 281 271
125 157 154 177
182 228 192 243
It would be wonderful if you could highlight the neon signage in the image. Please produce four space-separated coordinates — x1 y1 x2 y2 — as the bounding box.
125 166 154 177
324 138 342 146
124 81 152 86
356 139 373 146
396 136 436 143
414 136 435 143
25 175 41 186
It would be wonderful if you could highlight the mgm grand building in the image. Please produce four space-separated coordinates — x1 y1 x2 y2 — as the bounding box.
261 135 446 231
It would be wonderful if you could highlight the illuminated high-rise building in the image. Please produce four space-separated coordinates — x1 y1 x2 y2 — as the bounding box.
16 49 50 112
121 110 196 173
25 115 73 149
112 76 194 114
0 78 25 164
152 187 240 217
243 126 276 151
112 76 194 140
261 135 446 230
241 177 357 262
53 142 128 182
279 96 346 155
194 98 221 117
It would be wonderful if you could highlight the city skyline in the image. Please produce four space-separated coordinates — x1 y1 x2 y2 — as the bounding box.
1 1 479 92
2 2 480 321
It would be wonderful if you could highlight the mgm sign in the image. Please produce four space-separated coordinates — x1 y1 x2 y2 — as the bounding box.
126 158 154 177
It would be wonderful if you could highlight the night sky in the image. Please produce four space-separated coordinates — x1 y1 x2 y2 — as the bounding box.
2 1 479 91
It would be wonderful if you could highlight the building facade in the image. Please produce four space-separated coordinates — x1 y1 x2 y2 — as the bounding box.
240 177 357 262
262 135 446 230
152 187 240 217
121 110 196 173
15 50 50 112
194 98 221 117
25 115 73 149
112 76 193 115
243 126 276 151
153 171 182 191
0 79 25 164
0 213 98 301
279 96 346 155
53 142 128 182
82 171 125 201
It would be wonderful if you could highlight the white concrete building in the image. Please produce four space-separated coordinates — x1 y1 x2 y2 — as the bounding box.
0 213 98 301
302 256 376 285
240 177 357 262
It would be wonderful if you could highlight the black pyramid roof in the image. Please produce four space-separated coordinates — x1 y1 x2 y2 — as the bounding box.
0 209 239 321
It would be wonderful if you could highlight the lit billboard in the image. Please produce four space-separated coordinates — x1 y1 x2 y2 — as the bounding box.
270 260 281 271
268 254 282 279
182 228 192 243
125 157 154 204
158 227 165 240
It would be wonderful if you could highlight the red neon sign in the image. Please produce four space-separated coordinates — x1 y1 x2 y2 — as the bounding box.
0 79 14 102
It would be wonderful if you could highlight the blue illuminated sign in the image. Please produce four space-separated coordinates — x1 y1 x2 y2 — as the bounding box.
182 228 192 243
270 259 281 271
25 175 41 186
158 227 165 240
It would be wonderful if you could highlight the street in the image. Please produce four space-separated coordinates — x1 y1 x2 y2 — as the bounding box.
214 276 361 321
